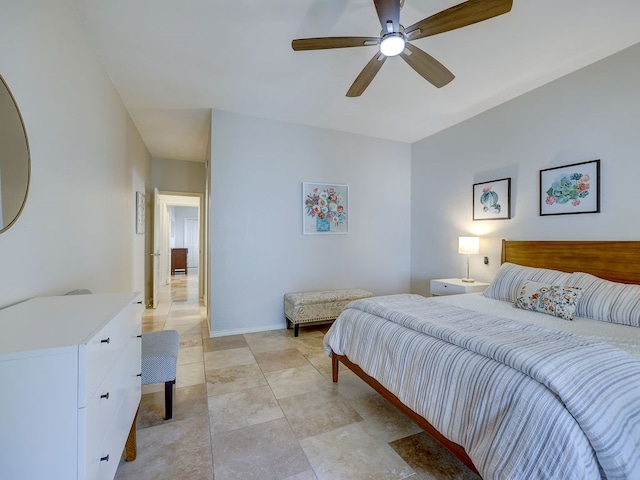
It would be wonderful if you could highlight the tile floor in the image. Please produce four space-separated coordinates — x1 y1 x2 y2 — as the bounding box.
115 273 479 480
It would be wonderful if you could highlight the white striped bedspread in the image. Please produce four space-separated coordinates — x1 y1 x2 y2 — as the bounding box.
323 294 640 480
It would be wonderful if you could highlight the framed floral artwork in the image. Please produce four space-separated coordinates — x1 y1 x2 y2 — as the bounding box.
473 178 511 220
303 182 348 234
135 191 145 234
540 159 600 216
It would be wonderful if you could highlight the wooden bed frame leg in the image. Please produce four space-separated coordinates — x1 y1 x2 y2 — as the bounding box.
331 351 339 383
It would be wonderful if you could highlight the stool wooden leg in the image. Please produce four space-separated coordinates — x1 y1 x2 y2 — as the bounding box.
165 379 175 420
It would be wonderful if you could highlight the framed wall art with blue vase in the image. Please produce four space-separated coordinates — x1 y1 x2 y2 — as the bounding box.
302 182 348 234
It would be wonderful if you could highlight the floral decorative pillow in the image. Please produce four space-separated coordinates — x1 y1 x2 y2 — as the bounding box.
514 281 583 320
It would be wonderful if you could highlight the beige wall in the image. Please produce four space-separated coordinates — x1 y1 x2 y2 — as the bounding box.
0 0 151 308
151 157 206 194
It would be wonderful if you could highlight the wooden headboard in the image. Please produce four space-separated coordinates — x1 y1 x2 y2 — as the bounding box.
501 240 640 285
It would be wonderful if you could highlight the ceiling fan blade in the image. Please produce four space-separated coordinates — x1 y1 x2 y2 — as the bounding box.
346 52 387 97
374 0 401 32
405 0 512 41
399 43 454 88
292 36 379 51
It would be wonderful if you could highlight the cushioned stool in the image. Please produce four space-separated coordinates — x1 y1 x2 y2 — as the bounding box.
141 330 180 420
65 289 93 295
284 288 373 336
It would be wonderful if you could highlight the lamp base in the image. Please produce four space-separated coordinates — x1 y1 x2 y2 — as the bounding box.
461 278 475 283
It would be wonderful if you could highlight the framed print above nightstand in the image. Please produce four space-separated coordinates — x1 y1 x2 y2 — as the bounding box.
540 159 600 216
473 178 511 220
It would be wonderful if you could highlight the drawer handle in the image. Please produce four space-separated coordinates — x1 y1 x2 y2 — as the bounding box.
101 337 110 344
100 392 110 400
100 454 110 462
137 334 142 338
137 373 142 377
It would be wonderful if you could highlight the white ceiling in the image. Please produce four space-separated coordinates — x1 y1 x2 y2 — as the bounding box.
70 0 640 163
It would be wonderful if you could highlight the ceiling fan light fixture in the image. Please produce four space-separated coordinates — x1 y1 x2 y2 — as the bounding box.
291 0 513 96
380 32 405 57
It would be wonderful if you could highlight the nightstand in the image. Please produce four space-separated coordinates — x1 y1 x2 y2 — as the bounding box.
430 278 490 296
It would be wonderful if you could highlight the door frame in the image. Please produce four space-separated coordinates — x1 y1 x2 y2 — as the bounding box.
152 190 206 304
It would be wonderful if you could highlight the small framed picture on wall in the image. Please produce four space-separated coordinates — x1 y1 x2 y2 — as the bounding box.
473 178 511 220
136 191 145 234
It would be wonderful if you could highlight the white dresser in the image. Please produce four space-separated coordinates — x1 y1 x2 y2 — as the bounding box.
0 292 143 480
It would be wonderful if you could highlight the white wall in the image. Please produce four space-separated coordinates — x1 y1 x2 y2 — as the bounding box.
171 206 198 248
0 0 151 308
411 43 640 296
210 110 411 335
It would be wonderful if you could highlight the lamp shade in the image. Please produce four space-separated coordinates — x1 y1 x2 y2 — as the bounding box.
458 236 479 255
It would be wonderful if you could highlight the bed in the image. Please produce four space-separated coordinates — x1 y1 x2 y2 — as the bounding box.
324 240 640 479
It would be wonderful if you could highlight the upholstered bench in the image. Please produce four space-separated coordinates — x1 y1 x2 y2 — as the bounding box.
284 288 373 336
141 330 180 420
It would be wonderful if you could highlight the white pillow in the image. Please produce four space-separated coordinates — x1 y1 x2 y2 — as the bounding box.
483 262 572 303
569 272 640 327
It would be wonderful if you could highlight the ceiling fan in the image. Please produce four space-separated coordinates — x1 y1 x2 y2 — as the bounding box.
292 0 513 97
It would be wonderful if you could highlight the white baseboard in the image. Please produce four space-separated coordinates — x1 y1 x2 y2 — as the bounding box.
208 322 286 338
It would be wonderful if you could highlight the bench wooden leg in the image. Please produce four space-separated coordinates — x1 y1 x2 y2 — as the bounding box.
165 379 175 420
294 323 299 337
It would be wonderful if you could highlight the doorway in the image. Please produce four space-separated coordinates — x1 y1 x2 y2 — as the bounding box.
153 191 205 307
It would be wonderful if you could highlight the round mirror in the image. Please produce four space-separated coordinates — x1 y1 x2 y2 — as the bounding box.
0 74 30 233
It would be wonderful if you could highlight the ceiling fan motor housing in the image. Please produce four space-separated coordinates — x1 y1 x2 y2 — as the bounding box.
380 26 406 57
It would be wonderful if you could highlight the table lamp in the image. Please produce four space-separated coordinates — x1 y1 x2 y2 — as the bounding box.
458 236 479 283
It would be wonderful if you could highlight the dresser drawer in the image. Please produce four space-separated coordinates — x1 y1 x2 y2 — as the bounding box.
88 381 140 480
85 335 141 476
82 302 142 406
88 368 141 480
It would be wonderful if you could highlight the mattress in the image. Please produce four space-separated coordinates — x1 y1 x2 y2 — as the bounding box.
438 293 640 357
